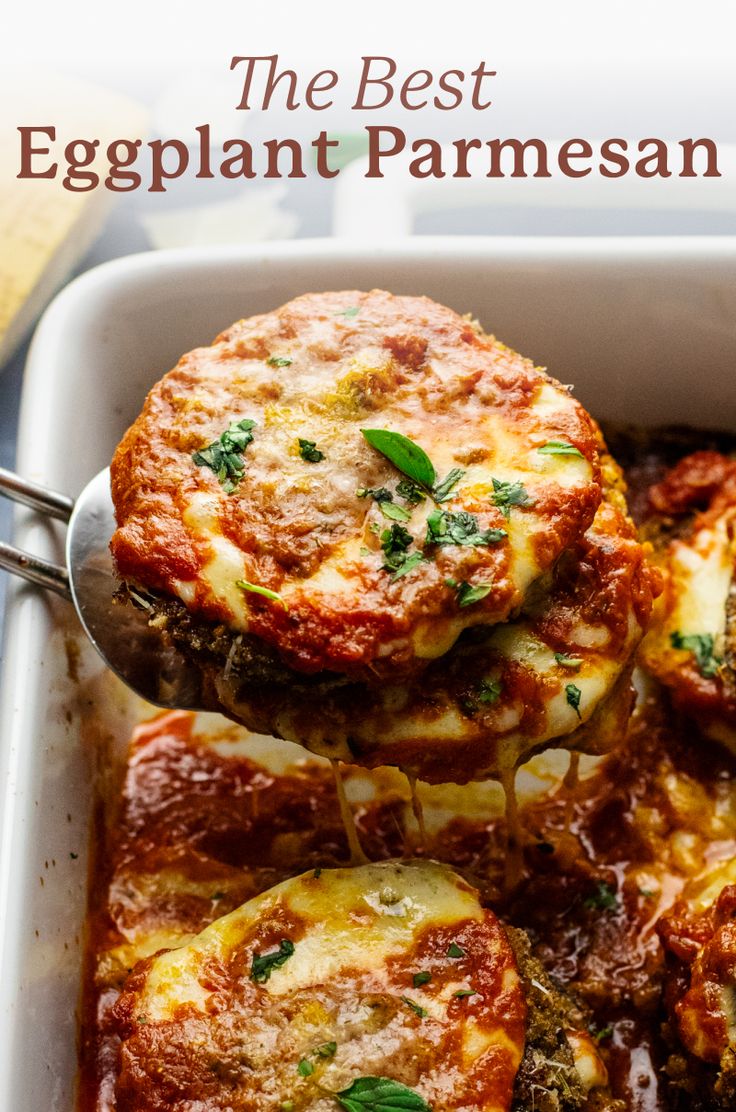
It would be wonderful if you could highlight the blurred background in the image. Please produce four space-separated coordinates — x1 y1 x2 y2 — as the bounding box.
1 0 736 642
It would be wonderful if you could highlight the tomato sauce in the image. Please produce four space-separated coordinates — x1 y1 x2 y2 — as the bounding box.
79 429 736 1111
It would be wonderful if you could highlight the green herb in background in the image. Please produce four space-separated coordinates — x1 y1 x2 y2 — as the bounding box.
565 683 582 719
298 438 325 462
250 939 295 983
538 440 584 458
192 418 256 493
425 508 506 548
490 478 533 518
670 631 721 678
236 580 287 608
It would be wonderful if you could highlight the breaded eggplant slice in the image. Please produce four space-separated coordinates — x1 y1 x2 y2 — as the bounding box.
111 290 605 681
657 858 736 1109
158 461 657 783
640 451 736 752
111 860 611 1112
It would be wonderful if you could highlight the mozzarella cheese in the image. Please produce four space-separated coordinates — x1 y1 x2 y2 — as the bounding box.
640 479 736 752
212 472 656 783
112 861 527 1112
111 290 604 680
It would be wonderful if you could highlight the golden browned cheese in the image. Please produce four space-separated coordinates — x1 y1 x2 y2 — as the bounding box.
111 861 527 1112
110 290 605 680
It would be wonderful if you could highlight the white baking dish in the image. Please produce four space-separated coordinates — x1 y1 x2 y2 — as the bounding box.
2 236 736 1111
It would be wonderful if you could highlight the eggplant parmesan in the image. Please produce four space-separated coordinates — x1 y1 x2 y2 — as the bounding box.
110 291 658 781
639 450 736 753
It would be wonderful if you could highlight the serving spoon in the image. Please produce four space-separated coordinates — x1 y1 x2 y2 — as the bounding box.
0 466 206 709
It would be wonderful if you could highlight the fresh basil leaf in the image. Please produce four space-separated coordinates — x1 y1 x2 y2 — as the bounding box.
425 508 506 548
400 995 427 1018
565 683 582 719
670 631 721 678
396 479 426 504
335 1076 430 1112
453 989 476 998
583 882 618 911
298 438 325 463
236 580 287 608
267 355 292 367
412 971 431 987
361 429 436 489
357 487 393 503
298 1058 314 1077
432 467 466 503
538 440 584 458
250 938 295 983
317 1041 337 1058
380 501 412 523
447 942 465 958
555 653 583 670
491 478 533 519
336 306 360 318
192 418 257 492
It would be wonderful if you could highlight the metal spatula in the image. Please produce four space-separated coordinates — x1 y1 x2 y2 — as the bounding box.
0 466 206 709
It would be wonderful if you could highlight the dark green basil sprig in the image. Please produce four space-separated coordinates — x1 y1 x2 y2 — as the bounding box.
361 429 465 506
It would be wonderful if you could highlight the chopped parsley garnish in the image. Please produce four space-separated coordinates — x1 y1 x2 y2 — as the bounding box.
412 971 432 987
593 1025 613 1042
380 501 412 523
267 355 292 367
555 653 583 670
336 306 361 318
335 1077 430 1112
357 486 393 503
192 418 256 493
491 478 533 518
360 429 465 505
396 478 426 504
236 579 287 608
425 509 506 548
298 438 325 463
433 467 466 503
565 683 582 719
447 942 465 958
670 631 721 678
453 989 476 998
639 887 655 899
313 867 322 878
317 1041 337 1058
281 1102 295 1112
445 579 493 608
298 1058 315 1077
400 995 427 1018
250 938 295 983
478 679 502 704
538 440 584 458
583 882 618 912
380 524 424 580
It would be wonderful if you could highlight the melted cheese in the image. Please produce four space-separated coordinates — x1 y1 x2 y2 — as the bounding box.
111 289 604 679
641 500 736 752
113 861 527 1112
